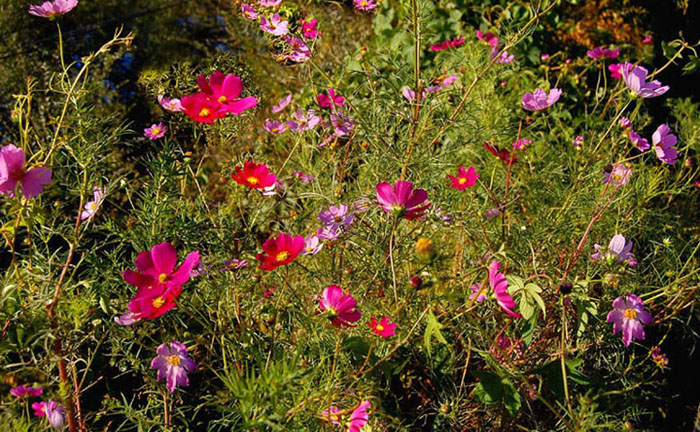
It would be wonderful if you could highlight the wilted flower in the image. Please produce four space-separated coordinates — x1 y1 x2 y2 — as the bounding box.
591 234 637 267
628 129 650 151
231 161 277 190
606 293 652 346
522 88 562 111
369 316 396 338
10 385 43 398
621 63 669 98
447 165 479 190
256 233 305 271
80 186 105 221
586 46 620 60
151 340 196 393
144 122 167 140
0 144 52 199
602 163 632 187
157 95 184 112
652 124 678 165
318 285 361 327
260 13 289 36
271 94 292 113
484 141 517 164
429 36 465 51
376 180 430 220
353 0 377 11
28 0 77 18
32 400 65 429
488 261 521 318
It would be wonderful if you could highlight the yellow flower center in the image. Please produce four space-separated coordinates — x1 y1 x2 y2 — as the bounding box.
218 95 227 103
152 297 165 308
168 355 181 366
458 177 467 184
247 176 259 185
333 216 343 223
151 127 161 135
276 251 290 262
87 202 96 210
376 324 384 331
361 0 368 5
199 108 210 117
158 273 168 283
624 308 637 319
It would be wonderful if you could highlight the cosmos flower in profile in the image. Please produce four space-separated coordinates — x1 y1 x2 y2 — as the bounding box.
0 144 52 199
521 88 562 111
29 0 77 18
621 63 669 98
318 285 361 327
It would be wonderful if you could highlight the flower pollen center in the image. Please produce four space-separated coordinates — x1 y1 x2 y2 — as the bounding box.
458 177 467 184
624 308 637 319
247 176 260 185
158 273 168 283
376 324 384 331
218 95 227 103
152 297 165 308
276 251 290 262
167 355 181 366
199 108 210 117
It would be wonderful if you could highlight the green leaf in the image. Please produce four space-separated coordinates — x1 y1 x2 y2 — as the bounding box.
473 371 503 404
502 378 522 415
424 310 447 357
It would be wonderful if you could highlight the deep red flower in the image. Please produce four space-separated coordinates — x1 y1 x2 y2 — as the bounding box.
256 233 305 271
484 141 517 164
231 161 277 190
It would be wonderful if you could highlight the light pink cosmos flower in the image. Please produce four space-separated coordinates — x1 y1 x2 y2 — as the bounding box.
316 225 342 241
602 163 632 186
369 316 396 338
258 0 281 6
621 63 669 98
0 144 52 199
283 35 311 62
264 119 288 134
618 116 632 129
241 3 259 19
32 400 65 429
586 46 620 60
354 0 377 11
319 285 361 327
628 129 650 151
292 170 314 183
348 400 370 432
287 109 320 131
120 243 200 298
606 293 652 346
144 123 167 140
10 385 43 398
28 0 77 18
522 88 562 111
151 340 196 393
488 261 522 318
271 94 292 113
157 95 184 112
376 180 430 221
493 48 514 64
260 14 288 36
470 283 487 303
318 204 354 230
301 234 323 255
80 186 105 221
591 234 637 267
447 165 479 190
652 124 678 165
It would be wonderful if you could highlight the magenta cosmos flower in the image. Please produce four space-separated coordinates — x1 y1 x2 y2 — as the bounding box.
429 36 465 51
586 46 620 60
151 340 196 393
621 63 669 98
0 144 52 199
256 233 305 270
354 0 377 11
376 180 430 221
300 19 321 39
318 285 361 327
122 242 200 292
32 400 65 429
196 72 258 115
260 14 289 36
369 316 396 338
591 234 636 267
488 261 521 318
608 63 623 79
447 165 479 190
348 400 371 432
10 385 43 398
28 0 77 18
144 123 167 140
476 30 499 48
606 293 653 346
317 88 345 109
652 124 678 165
522 88 562 111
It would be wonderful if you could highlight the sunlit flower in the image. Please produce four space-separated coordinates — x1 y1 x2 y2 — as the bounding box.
195 72 259 116
28 0 77 18
353 0 377 11
260 13 289 36
318 204 354 229
591 234 637 267
652 124 678 165
287 109 320 131
157 95 184 112
602 163 632 187
181 93 225 123
256 233 305 271
606 293 652 346
301 234 323 255
151 340 196 393
621 63 669 98
80 186 105 221
0 144 52 199
447 165 479 190
264 119 288 134
608 63 623 79
318 284 361 327
488 261 521 318
241 3 259 19
376 180 430 220
369 316 396 338
144 122 167 140
231 161 278 190
316 225 342 241
522 88 562 111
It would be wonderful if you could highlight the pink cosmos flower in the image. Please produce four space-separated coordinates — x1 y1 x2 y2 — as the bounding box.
264 119 288 134
429 36 465 51
259 0 281 6
651 347 668 367
144 122 167 140
618 116 632 129
231 161 277 190
447 165 479 190
0 144 52 199
470 283 487 302
151 340 196 393
488 261 521 318
287 109 320 131
260 14 289 36
354 0 377 11
494 49 514 64
642 36 653 44
322 406 341 425
256 233 305 271
318 284 361 327
318 204 354 229
484 142 517 164
271 94 292 113
476 30 499 48
220 258 248 272
316 225 342 241
181 93 225 124
608 63 623 79
522 88 562 111
157 95 184 112
591 234 637 267
586 46 620 60
369 316 396 338
621 63 669 98
292 169 314 183
573 135 583 148
317 88 345 109
195 72 259 116
628 129 650 151
348 400 371 432
606 293 652 346
652 124 678 165
301 234 323 255
282 35 311 62
602 163 632 186
241 3 259 20
10 385 43 398
32 400 65 429
376 180 430 221
512 138 532 151
28 0 77 18
300 19 321 39
80 186 105 221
